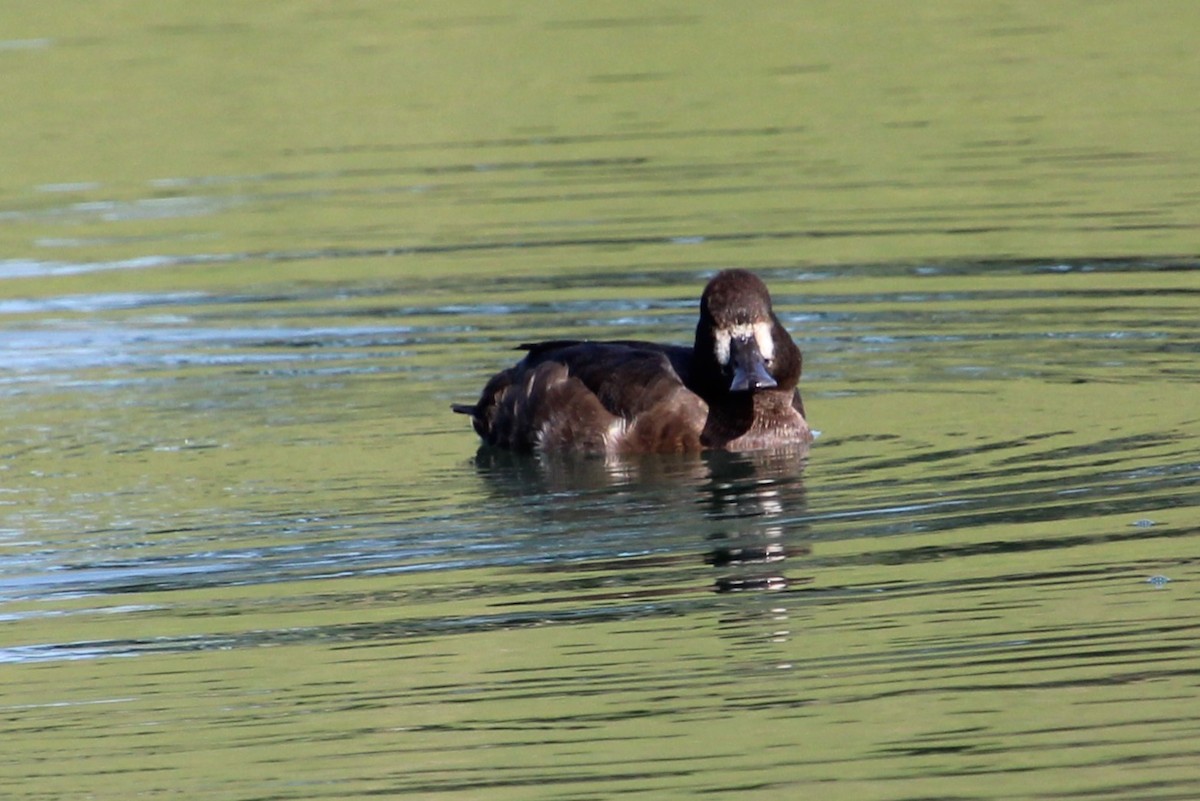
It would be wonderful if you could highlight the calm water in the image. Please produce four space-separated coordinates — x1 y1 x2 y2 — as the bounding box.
2 3 1199 800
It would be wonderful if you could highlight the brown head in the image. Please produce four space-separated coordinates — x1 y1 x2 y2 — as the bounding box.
693 269 802 397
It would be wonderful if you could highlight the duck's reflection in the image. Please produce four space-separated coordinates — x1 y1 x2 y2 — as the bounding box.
469 444 811 594
698 448 811 594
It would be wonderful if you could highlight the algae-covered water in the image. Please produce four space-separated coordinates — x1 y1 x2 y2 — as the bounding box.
2 3 1198 799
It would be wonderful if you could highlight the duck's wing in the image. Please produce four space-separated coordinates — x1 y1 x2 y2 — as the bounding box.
454 341 706 453
524 341 709 453
521 341 697 420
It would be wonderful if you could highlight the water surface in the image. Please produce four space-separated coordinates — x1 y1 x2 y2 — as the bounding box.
2 3 1199 800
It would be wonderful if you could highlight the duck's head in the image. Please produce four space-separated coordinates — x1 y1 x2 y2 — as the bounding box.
695 269 802 394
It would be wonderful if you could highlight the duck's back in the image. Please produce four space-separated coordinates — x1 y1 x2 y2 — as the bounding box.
453 340 709 454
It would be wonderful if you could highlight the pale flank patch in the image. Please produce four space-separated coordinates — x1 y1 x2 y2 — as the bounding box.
603 418 627 452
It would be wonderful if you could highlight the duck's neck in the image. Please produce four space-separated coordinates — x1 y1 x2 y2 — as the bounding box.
701 388 799 447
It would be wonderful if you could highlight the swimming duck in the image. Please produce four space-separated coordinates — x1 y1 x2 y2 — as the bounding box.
451 269 812 454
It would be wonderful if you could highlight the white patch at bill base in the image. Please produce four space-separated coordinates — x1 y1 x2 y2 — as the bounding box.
713 321 774 364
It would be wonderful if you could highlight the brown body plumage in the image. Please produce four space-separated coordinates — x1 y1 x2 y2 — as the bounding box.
452 270 812 454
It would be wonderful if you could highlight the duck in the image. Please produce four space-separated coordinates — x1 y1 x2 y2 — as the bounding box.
451 269 812 454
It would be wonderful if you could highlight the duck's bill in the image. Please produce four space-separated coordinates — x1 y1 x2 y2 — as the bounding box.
729 336 777 391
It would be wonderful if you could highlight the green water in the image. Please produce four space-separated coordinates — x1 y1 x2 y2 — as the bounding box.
2 3 1198 800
